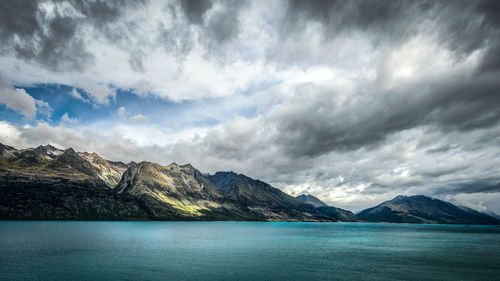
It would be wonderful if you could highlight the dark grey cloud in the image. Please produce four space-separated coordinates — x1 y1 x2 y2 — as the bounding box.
419 166 469 179
158 0 246 60
0 0 143 72
71 0 124 26
476 42 500 74
71 0 145 44
271 75 500 158
433 178 500 195
275 0 428 63
274 0 500 68
13 13 92 72
0 0 244 71
282 0 419 38
268 15 500 159
203 2 243 44
157 18 195 60
440 1 500 75
0 0 39 38
0 0 90 72
425 144 454 154
180 0 213 25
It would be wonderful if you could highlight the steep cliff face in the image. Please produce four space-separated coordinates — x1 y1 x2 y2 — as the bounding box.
357 195 500 224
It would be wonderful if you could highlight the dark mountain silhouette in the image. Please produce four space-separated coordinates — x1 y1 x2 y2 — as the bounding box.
357 195 500 224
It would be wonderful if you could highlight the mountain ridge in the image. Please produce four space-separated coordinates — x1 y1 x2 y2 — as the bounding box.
0 143 498 224
296 194 328 207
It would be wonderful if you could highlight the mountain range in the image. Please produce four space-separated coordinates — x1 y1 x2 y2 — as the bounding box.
0 143 498 224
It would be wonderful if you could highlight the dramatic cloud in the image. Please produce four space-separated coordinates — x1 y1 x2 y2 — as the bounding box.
180 0 213 25
1 0 499 213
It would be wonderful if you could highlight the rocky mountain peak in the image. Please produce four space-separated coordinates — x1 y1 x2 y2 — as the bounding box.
137 161 157 169
393 195 408 200
181 163 194 170
35 144 58 151
32 144 63 157
63 147 78 156
46 147 99 178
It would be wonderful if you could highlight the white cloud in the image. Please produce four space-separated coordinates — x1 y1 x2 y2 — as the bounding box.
78 81 116 105
69 88 89 103
61 112 78 124
0 72 51 119
129 114 149 123
35 100 52 119
0 121 23 147
118 106 126 118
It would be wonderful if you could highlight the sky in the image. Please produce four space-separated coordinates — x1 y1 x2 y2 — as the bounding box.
0 0 499 213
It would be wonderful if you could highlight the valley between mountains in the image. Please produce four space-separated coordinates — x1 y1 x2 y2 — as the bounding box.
1 143 498 224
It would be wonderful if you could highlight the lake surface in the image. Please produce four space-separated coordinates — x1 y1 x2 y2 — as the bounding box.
0 222 499 280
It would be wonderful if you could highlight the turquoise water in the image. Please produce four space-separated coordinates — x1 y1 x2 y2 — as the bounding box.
0 222 499 280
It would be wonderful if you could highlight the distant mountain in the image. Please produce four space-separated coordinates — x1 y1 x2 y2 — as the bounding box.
295 194 357 221
207 172 328 221
316 206 358 222
357 195 500 225
485 210 500 220
296 194 328 207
